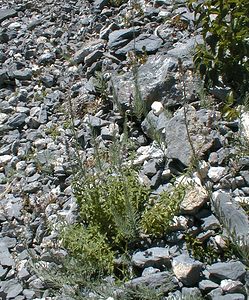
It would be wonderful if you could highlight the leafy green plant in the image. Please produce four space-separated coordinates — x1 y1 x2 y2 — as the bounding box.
74 166 150 247
140 185 185 236
185 233 220 264
60 224 114 276
92 71 109 102
188 0 249 99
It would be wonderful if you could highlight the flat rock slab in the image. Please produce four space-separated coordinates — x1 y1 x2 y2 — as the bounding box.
207 261 246 282
0 9 17 23
108 27 141 50
132 247 171 269
165 106 214 166
115 34 162 56
125 271 178 293
212 191 249 245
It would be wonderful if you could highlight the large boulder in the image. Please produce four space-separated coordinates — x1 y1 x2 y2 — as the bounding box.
111 54 178 110
164 106 215 166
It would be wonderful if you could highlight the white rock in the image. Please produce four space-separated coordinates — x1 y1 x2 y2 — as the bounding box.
241 111 249 140
8 22 21 29
180 185 208 214
207 167 227 182
197 160 209 179
214 235 227 249
33 138 47 150
169 216 189 231
151 101 164 116
234 196 249 205
0 155 12 167
220 279 243 293
0 113 8 125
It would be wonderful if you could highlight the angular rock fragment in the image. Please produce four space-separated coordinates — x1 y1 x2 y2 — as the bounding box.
212 191 249 245
132 247 171 269
0 9 17 23
207 261 246 282
172 254 203 286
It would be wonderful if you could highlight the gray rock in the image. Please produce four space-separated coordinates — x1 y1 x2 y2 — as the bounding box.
0 69 9 86
207 261 246 282
73 40 104 64
199 279 219 293
0 246 14 267
84 115 109 128
125 271 178 293
142 267 160 277
22 289 36 300
172 254 203 286
208 167 227 183
108 27 141 50
0 195 23 219
37 52 56 65
165 106 214 166
0 9 17 23
202 214 221 231
220 279 245 294
11 69 32 81
0 266 8 280
94 0 108 10
212 191 249 245
206 287 223 299
112 54 178 110
7 113 27 128
132 247 171 269
1 279 23 298
41 74 55 87
181 287 202 298
240 171 249 186
141 110 160 139
84 50 103 67
211 294 245 300
167 35 203 60
115 34 162 56
0 237 16 249
141 159 162 177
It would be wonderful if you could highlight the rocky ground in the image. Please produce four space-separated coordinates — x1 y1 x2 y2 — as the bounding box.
0 0 249 299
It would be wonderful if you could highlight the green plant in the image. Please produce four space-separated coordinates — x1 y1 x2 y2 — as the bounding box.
74 166 150 247
92 71 109 102
188 0 249 99
45 124 60 140
60 224 114 276
185 233 220 264
140 185 185 236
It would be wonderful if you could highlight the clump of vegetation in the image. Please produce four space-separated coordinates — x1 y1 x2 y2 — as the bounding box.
188 0 249 100
74 166 151 248
185 233 220 264
60 225 114 276
141 186 185 237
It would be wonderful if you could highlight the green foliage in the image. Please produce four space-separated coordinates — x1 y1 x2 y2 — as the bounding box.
74 166 150 247
224 237 249 268
221 91 240 120
108 0 128 7
188 0 249 98
185 233 220 264
60 225 114 276
140 186 185 236
92 71 109 102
